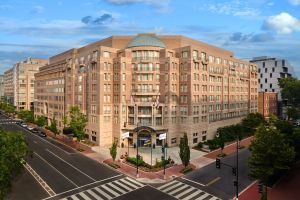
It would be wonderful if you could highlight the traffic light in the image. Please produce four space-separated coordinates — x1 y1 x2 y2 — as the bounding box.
258 181 263 193
232 168 237 176
216 158 221 169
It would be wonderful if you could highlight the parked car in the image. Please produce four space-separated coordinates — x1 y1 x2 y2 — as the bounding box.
21 123 28 128
27 126 34 131
31 128 39 134
16 120 24 125
38 130 47 137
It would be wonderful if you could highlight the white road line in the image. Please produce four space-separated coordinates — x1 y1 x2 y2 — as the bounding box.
125 177 144 187
46 149 96 182
107 182 126 194
162 182 183 193
70 194 80 200
195 193 210 200
175 187 196 199
169 184 189 195
181 191 203 200
78 192 91 200
87 189 103 200
101 184 120 197
19 125 74 155
34 152 79 187
114 180 132 191
181 177 206 187
157 180 178 190
118 178 139 189
24 162 56 197
94 187 112 200
42 174 123 200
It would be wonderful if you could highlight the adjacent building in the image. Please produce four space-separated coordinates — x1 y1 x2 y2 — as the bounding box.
35 34 258 147
0 75 4 99
4 58 48 110
250 56 297 118
258 92 278 118
250 56 296 100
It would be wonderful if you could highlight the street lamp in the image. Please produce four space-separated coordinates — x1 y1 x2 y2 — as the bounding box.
136 122 141 178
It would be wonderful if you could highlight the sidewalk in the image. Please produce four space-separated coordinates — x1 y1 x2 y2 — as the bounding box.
204 136 253 159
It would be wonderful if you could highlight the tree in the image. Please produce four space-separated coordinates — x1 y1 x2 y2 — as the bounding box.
49 116 59 137
218 135 225 155
36 116 47 127
286 107 300 121
179 133 190 168
242 113 265 134
68 106 87 143
248 123 295 186
279 77 300 107
110 142 117 162
18 110 34 123
0 128 29 199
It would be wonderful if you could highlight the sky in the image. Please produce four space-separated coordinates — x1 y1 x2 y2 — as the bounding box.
0 0 299 77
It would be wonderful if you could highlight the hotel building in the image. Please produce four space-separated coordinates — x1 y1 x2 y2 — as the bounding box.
4 58 48 110
34 34 258 147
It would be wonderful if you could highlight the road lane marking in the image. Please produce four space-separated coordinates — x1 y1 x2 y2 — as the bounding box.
41 174 123 200
206 177 221 186
181 177 206 187
23 161 56 197
34 152 79 187
16 124 74 155
46 149 96 182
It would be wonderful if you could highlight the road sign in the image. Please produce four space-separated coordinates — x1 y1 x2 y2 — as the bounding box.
159 133 166 140
121 132 130 139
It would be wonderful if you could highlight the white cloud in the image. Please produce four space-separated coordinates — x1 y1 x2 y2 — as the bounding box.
201 0 260 17
32 5 45 14
289 0 300 6
106 0 170 13
263 12 300 34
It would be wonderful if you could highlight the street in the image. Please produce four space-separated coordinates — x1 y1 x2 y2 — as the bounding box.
1 113 252 200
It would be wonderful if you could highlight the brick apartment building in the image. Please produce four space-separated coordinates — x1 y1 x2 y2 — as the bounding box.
258 92 278 118
34 34 258 147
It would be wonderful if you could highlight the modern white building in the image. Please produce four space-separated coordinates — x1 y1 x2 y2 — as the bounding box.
250 56 296 101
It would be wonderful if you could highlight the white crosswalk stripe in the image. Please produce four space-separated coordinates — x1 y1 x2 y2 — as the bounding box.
157 180 222 200
60 177 144 200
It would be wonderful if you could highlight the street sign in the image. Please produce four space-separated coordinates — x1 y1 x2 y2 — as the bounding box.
121 132 130 139
159 133 166 140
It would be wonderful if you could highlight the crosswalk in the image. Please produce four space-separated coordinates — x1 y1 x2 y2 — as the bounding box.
60 177 144 200
157 180 222 200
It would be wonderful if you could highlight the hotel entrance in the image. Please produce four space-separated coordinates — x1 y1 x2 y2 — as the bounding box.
137 131 152 147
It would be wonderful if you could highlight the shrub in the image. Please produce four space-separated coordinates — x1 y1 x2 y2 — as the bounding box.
204 139 219 150
197 142 203 149
126 156 146 166
181 166 193 174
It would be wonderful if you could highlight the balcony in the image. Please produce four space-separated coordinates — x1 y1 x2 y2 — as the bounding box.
201 58 209 64
132 89 160 95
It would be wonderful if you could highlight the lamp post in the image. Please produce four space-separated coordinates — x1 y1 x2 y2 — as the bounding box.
236 136 239 200
136 122 141 178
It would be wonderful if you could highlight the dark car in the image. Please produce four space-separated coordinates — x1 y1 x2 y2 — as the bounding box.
31 128 39 134
38 129 47 137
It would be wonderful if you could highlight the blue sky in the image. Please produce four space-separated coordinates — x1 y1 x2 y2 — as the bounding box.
0 0 300 77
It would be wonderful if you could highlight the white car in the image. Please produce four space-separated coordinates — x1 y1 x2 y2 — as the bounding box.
27 126 34 131
21 123 28 128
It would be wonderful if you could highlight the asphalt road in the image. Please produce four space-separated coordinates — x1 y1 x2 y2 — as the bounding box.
1 112 253 200
183 148 253 200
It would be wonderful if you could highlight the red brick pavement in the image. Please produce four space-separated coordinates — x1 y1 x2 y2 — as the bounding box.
28 123 94 154
205 136 254 159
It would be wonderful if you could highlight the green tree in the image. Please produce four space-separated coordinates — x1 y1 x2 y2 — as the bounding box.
49 116 59 137
242 113 265 134
248 123 295 186
68 106 87 143
179 133 190 168
18 110 34 123
279 77 300 107
110 142 117 162
0 128 29 199
286 107 300 121
36 116 47 127
218 135 225 155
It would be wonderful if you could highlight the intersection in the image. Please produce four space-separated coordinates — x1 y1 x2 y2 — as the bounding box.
1 113 252 200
